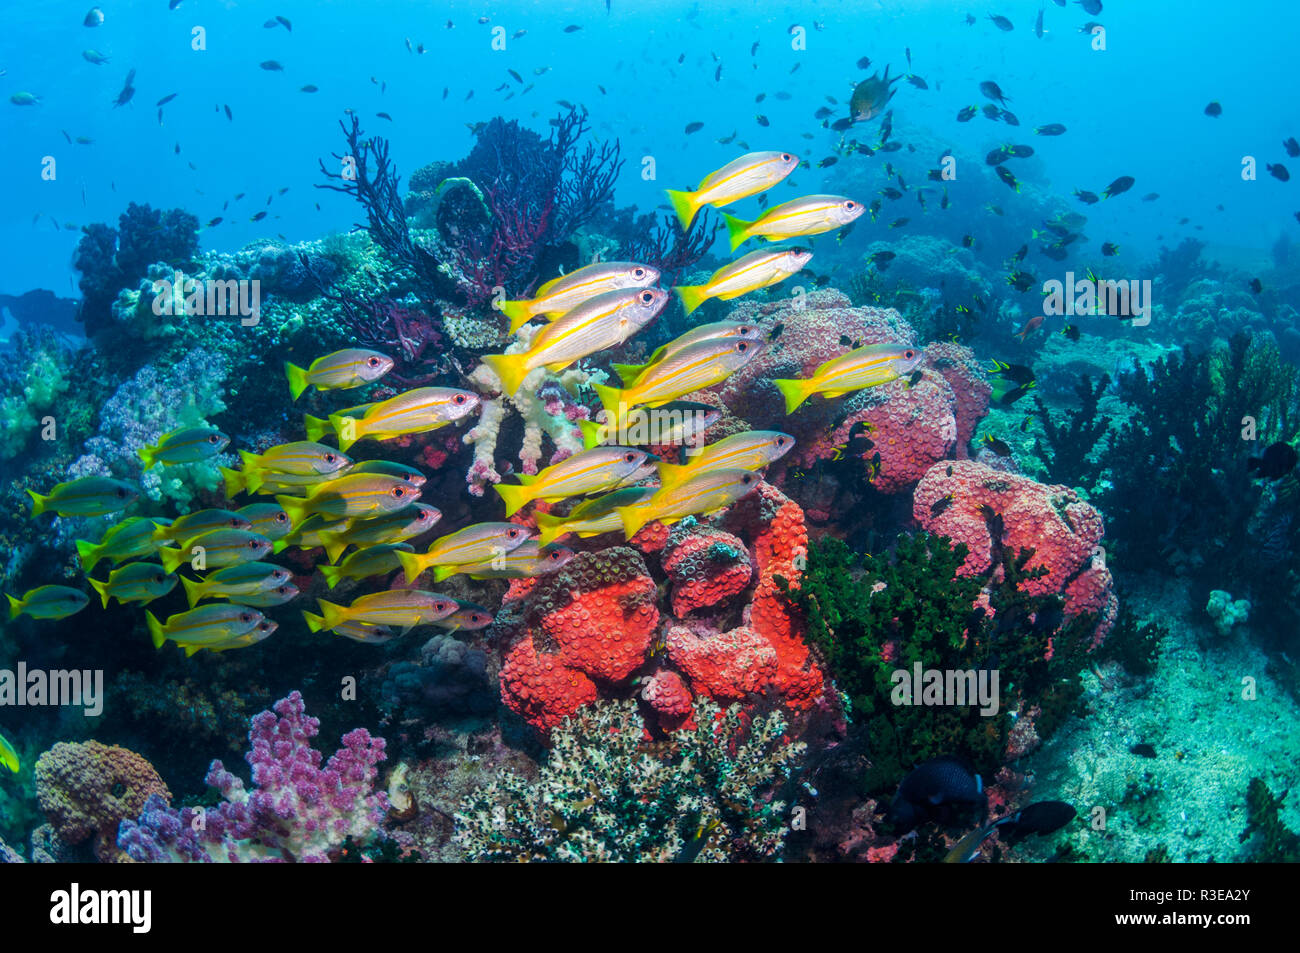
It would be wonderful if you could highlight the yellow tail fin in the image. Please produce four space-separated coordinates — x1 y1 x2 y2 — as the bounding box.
655 460 695 489
181 576 204 608
500 299 535 335
616 505 654 540
592 381 629 430
578 418 607 450
302 610 327 633
721 212 752 253
318 599 346 631
319 530 349 565
146 610 165 649
275 495 309 527
328 413 364 452
90 577 110 609
138 444 159 469
432 564 458 583
220 465 246 499
665 187 699 231
6 594 22 620
26 489 47 518
75 539 100 570
535 513 568 546
773 378 815 414
495 481 534 517
319 563 342 589
159 546 186 574
285 361 311 401
611 362 648 387
303 414 330 443
396 550 425 584
675 284 710 316
482 353 530 398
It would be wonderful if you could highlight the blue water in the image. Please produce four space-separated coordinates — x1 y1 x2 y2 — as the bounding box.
4 0 1297 300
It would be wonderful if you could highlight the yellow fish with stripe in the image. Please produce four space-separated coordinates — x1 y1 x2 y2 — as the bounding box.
273 513 351 555
773 343 924 413
319 543 414 588
535 487 658 544
27 476 138 518
329 387 480 452
178 618 279 656
611 321 763 387
593 337 764 429
180 561 291 606
237 441 352 487
75 516 172 570
152 508 252 545
138 426 229 469
275 473 421 524
664 150 800 230
284 348 394 401
494 446 654 517
616 469 761 539
316 503 442 564
6 585 89 621
160 528 274 573
146 603 265 654
239 583 299 608
578 401 721 450
303 589 459 633
499 261 659 334
432 541 575 581
655 431 796 490
304 401 374 443
89 563 177 608
482 287 667 398
0 731 18 773
675 248 812 316
235 503 293 540
396 522 533 581
432 602 496 633
722 194 865 252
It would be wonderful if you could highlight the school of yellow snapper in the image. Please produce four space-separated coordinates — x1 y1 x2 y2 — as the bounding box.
5 152 925 736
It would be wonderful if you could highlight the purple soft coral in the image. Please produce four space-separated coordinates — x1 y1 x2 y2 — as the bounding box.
118 691 388 862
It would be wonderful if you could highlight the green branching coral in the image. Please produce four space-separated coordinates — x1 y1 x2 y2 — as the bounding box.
453 697 805 862
1029 374 1111 492
779 534 1096 792
1240 778 1300 862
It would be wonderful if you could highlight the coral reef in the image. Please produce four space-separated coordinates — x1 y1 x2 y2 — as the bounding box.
453 697 804 861
117 692 387 862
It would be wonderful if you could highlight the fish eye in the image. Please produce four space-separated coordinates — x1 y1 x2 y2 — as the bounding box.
781 153 792 161
776 436 787 446
737 341 748 352
275 512 289 523
247 539 260 548
115 487 128 498
904 349 915 359
744 474 754 484
208 434 219 443
639 290 654 304
624 452 637 463
154 573 166 583
240 613 253 623
845 200 857 210
633 267 646 278
324 453 337 463
392 486 406 497
509 528 523 539
454 394 467 404
367 356 380 367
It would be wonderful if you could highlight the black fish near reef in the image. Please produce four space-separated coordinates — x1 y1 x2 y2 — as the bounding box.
1074 188 1099 204
987 14 1013 31
1103 175 1135 198
889 757 986 831
849 66 901 122
1247 442 1298 480
980 80 1010 105
1130 743 1157 758
995 166 1019 192
1035 123 1067 136
1204 101 1222 117
957 105 977 122
1267 163 1290 181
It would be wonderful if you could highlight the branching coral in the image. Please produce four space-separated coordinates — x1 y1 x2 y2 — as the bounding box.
1029 374 1111 490
453 697 804 862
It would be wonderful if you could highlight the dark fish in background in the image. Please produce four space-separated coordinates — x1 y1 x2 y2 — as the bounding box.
1035 123 1067 135
944 801 1077 862
849 66 901 121
986 147 1011 165
1284 137 1300 158
251 211 267 222
1142 192 1159 201
981 103 1001 120
224 104 233 120
1130 743 1157 758
84 7 104 27
1204 101 1222 117
1079 20 1104 33
755 114 769 126
889 757 986 832
277 15 292 30
815 106 833 119
962 235 975 247
751 41 759 55
1006 144 1034 158
989 360 1035 385
878 141 902 153
1011 244 1028 263
300 84 318 93
1000 109 1019 125
260 60 284 71
907 75 928 89
983 435 1012 457
957 105 978 121
1102 242 1120 256
684 121 703 134
980 80 1010 105
1074 188 1100 204
1078 0 1103 14
856 56 872 69
888 217 909 228
1062 324 1081 341
930 494 954 516
207 216 222 227
995 166 1020 191
1034 8 1045 38
869 250 896 267
818 156 838 168
563 24 582 32
987 14 1014 31
1249 277 1263 293
156 93 177 106
1247 442 1299 479
1006 270 1035 292
1103 175 1135 198
1267 163 1290 181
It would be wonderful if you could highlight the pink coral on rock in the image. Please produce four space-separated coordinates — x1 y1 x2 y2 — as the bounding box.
640 669 695 732
925 342 992 458
662 524 753 614
913 460 1117 644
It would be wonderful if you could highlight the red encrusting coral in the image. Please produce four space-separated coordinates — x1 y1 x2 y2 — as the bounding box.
925 342 992 458
640 669 695 732
661 525 753 615
913 460 1117 645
